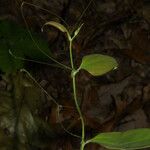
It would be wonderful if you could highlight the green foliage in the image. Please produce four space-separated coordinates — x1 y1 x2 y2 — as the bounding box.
73 23 84 38
87 128 150 150
42 21 68 33
41 20 150 150
0 41 22 73
42 21 71 41
79 54 118 76
0 19 149 150
0 20 50 73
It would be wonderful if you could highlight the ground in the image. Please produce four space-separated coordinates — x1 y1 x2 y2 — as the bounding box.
0 0 149 149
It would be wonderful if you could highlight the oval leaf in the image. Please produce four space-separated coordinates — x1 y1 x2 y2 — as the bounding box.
88 128 150 150
79 54 118 76
42 21 68 33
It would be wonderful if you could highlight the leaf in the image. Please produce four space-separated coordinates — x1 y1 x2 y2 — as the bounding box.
73 23 84 38
42 21 68 33
0 40 23 73
0 20 50 73
88 128 150 150
79 54 118 76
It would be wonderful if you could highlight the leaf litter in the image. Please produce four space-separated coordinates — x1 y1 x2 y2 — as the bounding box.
0 0 150 149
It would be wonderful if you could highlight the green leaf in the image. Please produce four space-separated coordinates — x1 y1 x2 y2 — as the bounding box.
79 54 118 76
73 23 84 38
42 21 68 33
0 20 50 73
88 128 150 150
0 40 23 73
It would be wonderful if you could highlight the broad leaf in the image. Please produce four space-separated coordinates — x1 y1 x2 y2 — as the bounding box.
88 128 150 150
42 21 68 33
0 40 23 73
79 54 118 76
0 20 50 73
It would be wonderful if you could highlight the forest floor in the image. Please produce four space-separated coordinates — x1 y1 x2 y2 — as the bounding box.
0 0 150 149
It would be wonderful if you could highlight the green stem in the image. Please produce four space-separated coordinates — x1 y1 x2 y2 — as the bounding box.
69 35 85 150
69 40 74 69
72 75 85 150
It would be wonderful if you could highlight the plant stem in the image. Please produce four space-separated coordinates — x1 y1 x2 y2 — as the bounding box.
69 37 85 150
72 75 85 150
69 40 74 69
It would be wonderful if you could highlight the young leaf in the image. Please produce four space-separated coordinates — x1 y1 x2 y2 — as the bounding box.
42 21 68 33
73 23 84 38
87 128 150 150
79 54 118 76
